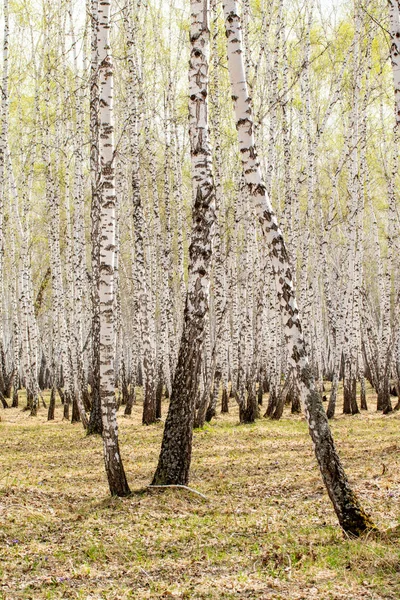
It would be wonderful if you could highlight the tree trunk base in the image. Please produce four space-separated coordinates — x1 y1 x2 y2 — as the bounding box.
48 388 56 421
71 398 81 423
221 387 229 413
205 405 216 422
239 401 258 424
0 393 9 409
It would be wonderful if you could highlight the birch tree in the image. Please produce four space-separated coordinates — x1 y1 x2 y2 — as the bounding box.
221 0 375 536
88 0 103 435
152 0 216 486
97 0 130 496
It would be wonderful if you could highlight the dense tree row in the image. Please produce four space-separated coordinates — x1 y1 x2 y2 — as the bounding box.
0 0 399 534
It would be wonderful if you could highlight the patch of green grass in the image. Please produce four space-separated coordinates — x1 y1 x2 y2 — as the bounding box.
0 385 399 598
84 542 107 562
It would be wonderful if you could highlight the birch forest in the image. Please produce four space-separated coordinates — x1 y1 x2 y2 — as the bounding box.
1 0 400 598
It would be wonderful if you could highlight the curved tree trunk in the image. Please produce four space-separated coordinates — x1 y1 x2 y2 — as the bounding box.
222 0 375 536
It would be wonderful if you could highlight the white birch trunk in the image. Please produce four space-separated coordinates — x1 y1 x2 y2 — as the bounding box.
222 0 375 536
97 0 130 496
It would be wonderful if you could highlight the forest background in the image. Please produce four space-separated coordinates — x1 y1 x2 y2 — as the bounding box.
1 0 400 597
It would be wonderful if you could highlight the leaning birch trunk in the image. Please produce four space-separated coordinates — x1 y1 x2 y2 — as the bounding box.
97 0 130 497
152 0 216 486
222 0 375 536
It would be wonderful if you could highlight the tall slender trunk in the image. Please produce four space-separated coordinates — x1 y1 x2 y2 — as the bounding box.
0 0 9 397
222 0 375 536
69 4 90 428
97 0 130 497
124 2 157 425
88 0 103 435
152 0 216 486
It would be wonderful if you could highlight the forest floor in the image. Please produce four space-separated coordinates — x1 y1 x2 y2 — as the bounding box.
0 384 400 600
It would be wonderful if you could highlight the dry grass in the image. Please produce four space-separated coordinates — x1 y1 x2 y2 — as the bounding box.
1 384 400 599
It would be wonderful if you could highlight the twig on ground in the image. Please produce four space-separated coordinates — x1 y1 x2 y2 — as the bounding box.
139 566 154 581
147 484 209 501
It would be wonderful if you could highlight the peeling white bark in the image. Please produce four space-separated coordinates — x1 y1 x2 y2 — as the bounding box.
98 0 130 496
222 0 375 535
